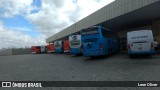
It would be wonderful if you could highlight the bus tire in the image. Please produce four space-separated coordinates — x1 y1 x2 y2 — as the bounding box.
108 48 112 56
110 48 112 55
108 49 110 56
129 55 133 58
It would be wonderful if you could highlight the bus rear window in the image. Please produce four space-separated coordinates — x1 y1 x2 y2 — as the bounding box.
133 41 147 43
55 42 60 47
70 40 80 46
84 38 98 42
81 28 99 35
36 46 40 49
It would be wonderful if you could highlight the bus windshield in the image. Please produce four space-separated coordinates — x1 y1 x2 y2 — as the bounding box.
70 40 81 46
84 38 98 42
54 41 61 48
81 27 99 36
69 35 81 48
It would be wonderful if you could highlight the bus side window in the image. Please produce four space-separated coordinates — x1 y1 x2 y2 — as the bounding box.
101 29 115 38
101 29 108 38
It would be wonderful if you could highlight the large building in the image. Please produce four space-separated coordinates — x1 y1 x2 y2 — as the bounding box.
46 0 160 50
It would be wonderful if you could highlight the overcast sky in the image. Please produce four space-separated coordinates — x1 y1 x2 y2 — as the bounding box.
0 0 114 49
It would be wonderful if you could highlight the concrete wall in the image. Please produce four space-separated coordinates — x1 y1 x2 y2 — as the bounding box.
0 49 12 56
0 48 31 56
152 19 160 43
118 25 152 38
118 19 160 42
12 48 31 55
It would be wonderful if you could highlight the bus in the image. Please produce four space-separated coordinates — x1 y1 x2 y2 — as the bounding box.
127 30 155 56
54 41 64 53
69 35 82 55
31 46 41 54
81 26 119 57
40 46 47 53
47 44 55 53
63 40 70 53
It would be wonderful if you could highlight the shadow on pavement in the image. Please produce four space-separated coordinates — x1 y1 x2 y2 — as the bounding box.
84 56 108 61
128 55 154 60
71 54 83 57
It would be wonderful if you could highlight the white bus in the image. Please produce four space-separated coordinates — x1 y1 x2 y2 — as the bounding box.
127 30 155 56
54 41 64 53
40 46 47 53
69 35 82 55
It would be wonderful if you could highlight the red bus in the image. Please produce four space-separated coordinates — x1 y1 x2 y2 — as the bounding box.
47 44 55 53
31 46 41 54
63 40 70 53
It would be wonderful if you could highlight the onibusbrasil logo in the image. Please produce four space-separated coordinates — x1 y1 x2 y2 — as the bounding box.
2 82 42 88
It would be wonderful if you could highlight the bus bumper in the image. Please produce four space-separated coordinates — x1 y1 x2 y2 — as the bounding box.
55 49 63 53
83 51 106 57
64 50 70 53
128 50 155 55
70 48 82 55
32 52 36 54
47 51 55 53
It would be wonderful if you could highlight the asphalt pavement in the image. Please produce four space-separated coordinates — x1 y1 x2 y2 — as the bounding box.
0 52 160 90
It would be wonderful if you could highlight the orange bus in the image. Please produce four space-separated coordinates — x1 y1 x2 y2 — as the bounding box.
63 40 70 53
31 46 41 54
47 44 55 53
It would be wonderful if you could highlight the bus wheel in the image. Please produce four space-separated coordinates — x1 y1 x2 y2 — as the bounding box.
108 48 112 56
110 48 112 56
129 55 133 58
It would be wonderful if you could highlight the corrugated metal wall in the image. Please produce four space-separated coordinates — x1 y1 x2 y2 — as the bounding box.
46 0 159 43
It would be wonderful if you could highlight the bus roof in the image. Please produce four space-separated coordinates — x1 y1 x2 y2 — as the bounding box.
82 25 111 31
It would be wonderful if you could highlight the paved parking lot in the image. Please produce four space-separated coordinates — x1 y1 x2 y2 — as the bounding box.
0 53 160 90
0 52 160 81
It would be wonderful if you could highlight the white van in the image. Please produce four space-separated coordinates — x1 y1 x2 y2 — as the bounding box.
127 30 155 55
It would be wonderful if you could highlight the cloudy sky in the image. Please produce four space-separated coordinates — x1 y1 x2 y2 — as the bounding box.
0 0 114 49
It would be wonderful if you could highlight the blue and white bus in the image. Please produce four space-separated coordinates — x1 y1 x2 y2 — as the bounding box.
69 35 82 55
81 26 119 57
54 40 64 53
